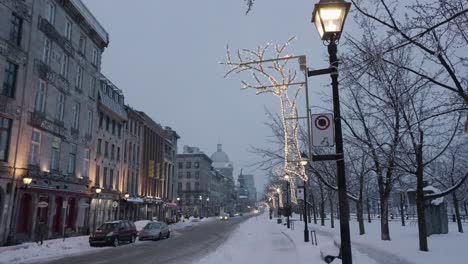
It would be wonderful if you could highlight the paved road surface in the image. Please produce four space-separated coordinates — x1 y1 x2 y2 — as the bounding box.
42 216 250 264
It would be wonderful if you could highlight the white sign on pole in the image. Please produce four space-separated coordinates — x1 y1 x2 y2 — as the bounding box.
296 188 304 200
62 201 68 209
311 113 335 147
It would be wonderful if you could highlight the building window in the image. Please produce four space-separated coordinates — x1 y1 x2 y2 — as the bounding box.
42 38 51 64
86 110 93 135
10 13 23 46
186 161 191 169
117 124 122 137
123 142 127 162
95 165 100 186
186 171 191 178
178 182 182 190
30 130 41 165
65 19 72 40
2 61 18 98
111 144 115 160
105 116 110 131
83 148 90 178
46 1 55 24
195 171 200 179
0 117 12 162
55 92 65 122
67 143 77 175
98 112 103 128
89 77 96 99
97 138 102 155
72 102 80 129
186 182 191 191
178 172 183 179
109 169 114 189
104 141 108 157
194 162 199 168
92 48 98 66
103 167 108 188
75 66 83 89
60 54 69 78
35 80 46 113
78 35 86 55
117 147 120 161
111 120 116 135
178 162 183 169
50 137 61 171
195 182 199 190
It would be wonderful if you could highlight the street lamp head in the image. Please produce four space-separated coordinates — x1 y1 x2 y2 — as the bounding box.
199 195 202 200
95 185 102 194
312 0 351 42
300 159 309 166
22 176 32 186
124 192 130 199
176 197 180 201
276 188 281 193
284 174 290 181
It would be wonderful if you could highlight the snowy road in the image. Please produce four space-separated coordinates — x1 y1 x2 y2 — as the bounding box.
38 216 251 264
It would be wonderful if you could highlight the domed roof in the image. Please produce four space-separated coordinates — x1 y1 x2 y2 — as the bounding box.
211 144 230 163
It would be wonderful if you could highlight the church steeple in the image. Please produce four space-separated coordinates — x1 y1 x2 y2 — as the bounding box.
217 143 222 152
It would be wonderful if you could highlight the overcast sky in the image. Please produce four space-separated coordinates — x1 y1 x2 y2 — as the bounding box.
82 0 339 194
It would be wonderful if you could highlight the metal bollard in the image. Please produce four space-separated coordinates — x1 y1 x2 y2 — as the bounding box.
310 230 318 246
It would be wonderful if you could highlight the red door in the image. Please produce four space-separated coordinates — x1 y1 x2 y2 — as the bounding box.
53 197 63 234
16 194 32 233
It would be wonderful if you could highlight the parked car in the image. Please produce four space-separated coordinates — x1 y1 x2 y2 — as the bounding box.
138 221 170 241
89 220 137 247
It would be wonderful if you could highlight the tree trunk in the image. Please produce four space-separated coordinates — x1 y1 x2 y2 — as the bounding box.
416 143 428 251
380 195 391 240
400 192 406 227
311 193 317 224
320 184 325 226
366 195 371 223
357 201 365 235
452 192 463 233
329 194 334 228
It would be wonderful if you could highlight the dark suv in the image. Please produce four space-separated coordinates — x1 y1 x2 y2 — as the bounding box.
89 220 137 247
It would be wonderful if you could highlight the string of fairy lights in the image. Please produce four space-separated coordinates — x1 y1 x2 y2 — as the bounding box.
222 37 309 205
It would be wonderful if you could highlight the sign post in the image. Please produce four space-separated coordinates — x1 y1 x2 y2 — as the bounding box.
311 113 334 147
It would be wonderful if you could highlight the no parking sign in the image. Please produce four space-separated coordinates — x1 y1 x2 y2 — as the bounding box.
311 113 334 147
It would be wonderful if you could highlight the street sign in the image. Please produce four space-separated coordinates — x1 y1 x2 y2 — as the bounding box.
37 201 48 208
296 188 304 200
62 201 68 209
311 113 334 147
112 201 119 208
79 203 90 208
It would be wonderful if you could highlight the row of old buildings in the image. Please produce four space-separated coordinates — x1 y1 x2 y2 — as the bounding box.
0 0 256 246
0 0 183 245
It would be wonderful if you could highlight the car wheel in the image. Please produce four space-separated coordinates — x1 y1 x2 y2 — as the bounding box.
166 232 170 238
158 233 162 240
131 235 136 243
113 238 119 247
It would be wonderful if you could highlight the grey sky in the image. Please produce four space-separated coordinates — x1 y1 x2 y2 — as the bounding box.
82 0 336 194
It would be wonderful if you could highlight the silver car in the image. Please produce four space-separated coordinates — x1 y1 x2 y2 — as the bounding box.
138 222 170 241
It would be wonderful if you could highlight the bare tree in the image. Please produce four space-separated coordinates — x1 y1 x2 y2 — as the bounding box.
350 0 468 104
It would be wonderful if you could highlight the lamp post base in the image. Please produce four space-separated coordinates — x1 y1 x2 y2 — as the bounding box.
304 229 310 242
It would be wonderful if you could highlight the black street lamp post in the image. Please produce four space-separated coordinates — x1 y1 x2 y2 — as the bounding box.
311 0 352 263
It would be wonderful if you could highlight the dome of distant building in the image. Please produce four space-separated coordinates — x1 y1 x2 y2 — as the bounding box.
211 144 234 179
211 144 230 163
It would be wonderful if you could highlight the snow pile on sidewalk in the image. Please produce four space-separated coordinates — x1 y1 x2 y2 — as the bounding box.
305 215 468 264
194 214 378 264
0 236 102 264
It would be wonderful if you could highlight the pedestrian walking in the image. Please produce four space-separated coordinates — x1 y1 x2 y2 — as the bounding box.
36 219 47 246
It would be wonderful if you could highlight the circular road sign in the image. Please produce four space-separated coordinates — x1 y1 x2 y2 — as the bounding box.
314 115 331 130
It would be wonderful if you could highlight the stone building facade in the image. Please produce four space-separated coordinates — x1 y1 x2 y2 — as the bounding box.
0 0 109 244
89 75 127 231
